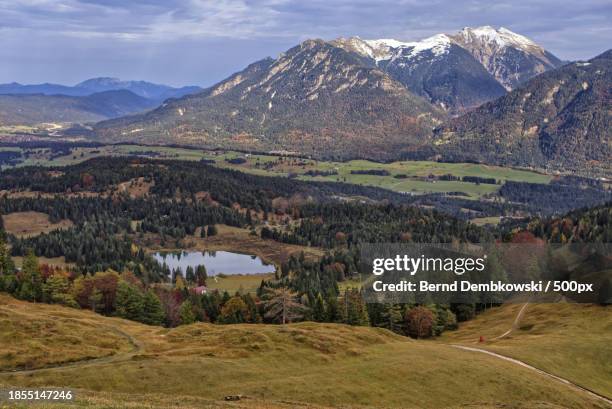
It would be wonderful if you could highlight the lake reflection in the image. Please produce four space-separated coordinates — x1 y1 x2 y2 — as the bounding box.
153 250 276 276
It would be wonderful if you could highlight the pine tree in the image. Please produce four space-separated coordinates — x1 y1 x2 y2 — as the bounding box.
18 249 42 302
195 265 207 286
185 266 195 284
142 290 165 325
179 300 197 325
115 281 145 321
312 293 327 322
0 232 15 276
381 304 403 333
206 225 218 237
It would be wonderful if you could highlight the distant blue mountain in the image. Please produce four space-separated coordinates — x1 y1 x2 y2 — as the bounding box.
0 78 201 101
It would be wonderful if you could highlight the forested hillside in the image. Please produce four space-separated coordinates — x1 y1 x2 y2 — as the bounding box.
435 50 611 175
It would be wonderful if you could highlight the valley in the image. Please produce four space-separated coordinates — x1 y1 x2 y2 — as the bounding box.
1 143 551 199
0 11 609 409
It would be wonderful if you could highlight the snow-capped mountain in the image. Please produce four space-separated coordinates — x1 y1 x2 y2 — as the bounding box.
450 26 564 90
334 27 562 112
334 34 506 113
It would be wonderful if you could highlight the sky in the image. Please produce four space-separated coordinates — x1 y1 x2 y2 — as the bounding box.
0 0 610 87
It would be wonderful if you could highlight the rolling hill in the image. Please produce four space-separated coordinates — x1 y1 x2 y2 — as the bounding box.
0 90 158 125
441 302 612 399
434 49 612 175
0 293 608 408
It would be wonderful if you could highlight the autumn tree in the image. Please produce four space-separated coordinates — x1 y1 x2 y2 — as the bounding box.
262 287 307 324
339 288 369 326
219 296 249 324
404 306 434 339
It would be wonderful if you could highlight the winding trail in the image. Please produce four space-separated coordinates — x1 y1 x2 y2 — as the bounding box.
0 305 143 375
0 325 142 375
490 302 530 340
448 302 612 406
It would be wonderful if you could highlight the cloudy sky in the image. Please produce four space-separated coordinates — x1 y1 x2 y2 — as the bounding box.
0 0 610 87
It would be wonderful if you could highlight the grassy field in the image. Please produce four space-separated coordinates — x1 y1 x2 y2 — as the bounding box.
1 211 74 238
440 303 612 398
0 294 607 409
2 144 552 199
206 273 274 295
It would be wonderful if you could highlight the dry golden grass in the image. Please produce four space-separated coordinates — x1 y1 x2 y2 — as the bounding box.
2 211 74 238
440 303 612 398
0 294 607 409
206 273 275 294
0 294 134 370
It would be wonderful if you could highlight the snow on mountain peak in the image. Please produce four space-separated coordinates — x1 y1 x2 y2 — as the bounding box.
457 26 539 50
402 34 452 58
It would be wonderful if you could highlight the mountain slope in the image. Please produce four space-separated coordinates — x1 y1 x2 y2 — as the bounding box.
451 26 564 90
333 27 562 113
94 40 443 160
334 35 507 113
434 50 612 175
0 90 158 125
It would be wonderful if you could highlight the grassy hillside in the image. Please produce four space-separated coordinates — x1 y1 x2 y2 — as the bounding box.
0 294 134 370
440 303 612 398
0 294 607 408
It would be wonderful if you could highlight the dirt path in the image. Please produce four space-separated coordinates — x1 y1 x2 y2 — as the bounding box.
449 302 612 406
450 344 612 406
490 302 530 340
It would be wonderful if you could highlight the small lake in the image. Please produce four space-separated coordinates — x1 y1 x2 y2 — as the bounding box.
152 250 276 276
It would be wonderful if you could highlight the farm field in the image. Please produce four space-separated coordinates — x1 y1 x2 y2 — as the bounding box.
440 303 612 398
1 144 552 199
0 294 607 409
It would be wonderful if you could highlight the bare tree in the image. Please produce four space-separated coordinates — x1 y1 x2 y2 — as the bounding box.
262 287 307 324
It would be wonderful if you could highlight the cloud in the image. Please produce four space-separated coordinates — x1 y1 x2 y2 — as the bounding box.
0 0 610 85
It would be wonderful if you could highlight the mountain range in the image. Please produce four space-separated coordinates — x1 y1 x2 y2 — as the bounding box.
93 26 579 162
1 26 608 175
333 26 563 113
0 78 202 126
0 90 160 125
0 78 201 102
